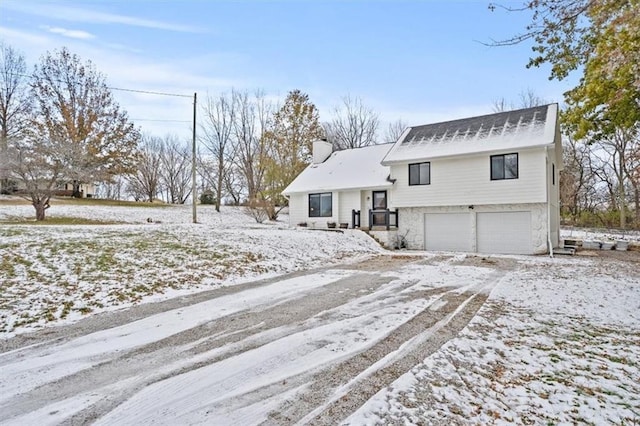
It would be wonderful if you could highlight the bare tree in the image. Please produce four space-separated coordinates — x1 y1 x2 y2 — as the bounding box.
629 128 640 225
160 135 191 204
384 119 408 142
127 135 163 202
325 95 379 150
590 128 639 228
195 150 216 200
97 175 126 200
232 90 272 201
222 163 243 205
492 88 548 112
0 42 30 193
200 92 235 211
5 130 63 220
560 133 600 220
491 97 509 113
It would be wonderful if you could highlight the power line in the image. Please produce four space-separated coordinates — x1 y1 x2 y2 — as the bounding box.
8 72 194 124
130 118 191 123
109 87 191 98
10 72 192 98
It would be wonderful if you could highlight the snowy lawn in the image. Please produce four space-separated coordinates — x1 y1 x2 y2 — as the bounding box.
0 202 384 336
1 199 639 424
561 227 640 244
349 255 640 425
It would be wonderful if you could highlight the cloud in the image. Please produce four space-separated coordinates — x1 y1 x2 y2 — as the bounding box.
42 26 95 40
3 1 204 33
0 25 51 46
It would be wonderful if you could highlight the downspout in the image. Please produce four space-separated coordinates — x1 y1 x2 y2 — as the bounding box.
284 195 291 227
546 146 554 258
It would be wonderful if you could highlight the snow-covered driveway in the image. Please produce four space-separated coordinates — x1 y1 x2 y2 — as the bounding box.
0 254 504 424
1 252 638 425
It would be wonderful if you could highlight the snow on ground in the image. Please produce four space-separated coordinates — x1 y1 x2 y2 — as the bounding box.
0 255 493 425
0 203 384 336
561 226 640 243
0 270 356 402
348 256 640 425
2 199 639 424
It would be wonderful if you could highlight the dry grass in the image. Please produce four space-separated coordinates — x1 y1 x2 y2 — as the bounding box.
51 198 171 208
0 196 170 208
0 217 125 225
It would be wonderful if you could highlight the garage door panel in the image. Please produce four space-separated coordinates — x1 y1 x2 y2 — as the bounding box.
477 211 532 255
424 213 471 252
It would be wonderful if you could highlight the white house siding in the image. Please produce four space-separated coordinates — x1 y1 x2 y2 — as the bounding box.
389 148 547 208
360 192 370 228
547 147 561 248
339 191 361 227
289 188 398 229
288 191 362 228
287 193 308 227
398 203 548 254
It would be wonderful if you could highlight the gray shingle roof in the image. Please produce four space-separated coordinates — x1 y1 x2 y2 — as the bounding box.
382 104 558 164
402 105 548 146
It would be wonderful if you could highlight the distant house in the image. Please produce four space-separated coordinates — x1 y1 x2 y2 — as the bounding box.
6 181 96 198
283 104 562 255
59 182 96 198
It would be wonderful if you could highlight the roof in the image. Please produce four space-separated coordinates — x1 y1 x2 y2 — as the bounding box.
282 143 393 195
382 104 558 165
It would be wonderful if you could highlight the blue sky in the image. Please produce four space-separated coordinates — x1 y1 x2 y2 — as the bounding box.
0 0 577 138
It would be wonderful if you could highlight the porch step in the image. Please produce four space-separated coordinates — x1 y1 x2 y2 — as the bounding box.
362 230 384 247
554 246 576 255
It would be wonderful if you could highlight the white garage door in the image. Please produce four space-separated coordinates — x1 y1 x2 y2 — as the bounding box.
424 213 472 252
477 211 532 255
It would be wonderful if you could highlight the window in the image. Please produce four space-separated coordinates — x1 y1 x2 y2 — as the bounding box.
409 162 430 185
309 192 332 217
490 153 518 180
552 163 555 185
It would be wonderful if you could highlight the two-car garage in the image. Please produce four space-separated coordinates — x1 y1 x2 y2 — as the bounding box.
424 211 534 255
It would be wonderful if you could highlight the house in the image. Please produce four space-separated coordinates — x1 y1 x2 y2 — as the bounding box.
60 182 96 198
283 104 562 255
283 141 395 230
5 181 96 198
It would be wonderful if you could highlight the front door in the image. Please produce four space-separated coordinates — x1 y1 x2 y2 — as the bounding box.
371 190 387 226
372 190 387 209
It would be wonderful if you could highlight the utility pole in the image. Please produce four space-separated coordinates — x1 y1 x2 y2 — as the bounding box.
192 92 197 223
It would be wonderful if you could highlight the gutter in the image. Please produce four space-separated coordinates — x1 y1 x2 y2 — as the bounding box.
545 146 554 258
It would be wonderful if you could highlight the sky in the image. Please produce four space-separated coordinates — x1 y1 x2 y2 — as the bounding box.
0 0 578 139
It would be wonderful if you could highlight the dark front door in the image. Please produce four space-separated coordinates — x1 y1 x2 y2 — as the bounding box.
372 190 387 210
371 191 387 226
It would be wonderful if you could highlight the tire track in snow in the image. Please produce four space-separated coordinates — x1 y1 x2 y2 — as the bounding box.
265 271 506 425
0 255 506 425
155 271 502 424
0 259 421 424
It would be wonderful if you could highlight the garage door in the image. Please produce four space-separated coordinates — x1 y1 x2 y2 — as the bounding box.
424 213 472 252
477 211 532 254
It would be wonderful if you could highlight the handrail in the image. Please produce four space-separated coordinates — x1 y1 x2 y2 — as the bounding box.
369 208 399 230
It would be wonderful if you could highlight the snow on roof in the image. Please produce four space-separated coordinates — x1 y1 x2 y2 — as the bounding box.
382 104 558 164
282 143 394 195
